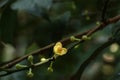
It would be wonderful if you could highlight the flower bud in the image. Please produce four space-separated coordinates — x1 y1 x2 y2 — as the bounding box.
28 55 33 64
47 67 53 72
27 68 34 77
47 61 54 72
41 58 47 62
70 36 81 42
27 72 34 77
15 64 27 69
82 35 91 40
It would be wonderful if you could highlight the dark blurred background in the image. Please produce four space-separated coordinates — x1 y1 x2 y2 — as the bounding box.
0 0 120 80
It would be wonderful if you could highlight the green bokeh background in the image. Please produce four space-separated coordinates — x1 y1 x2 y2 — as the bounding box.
0 0 120 80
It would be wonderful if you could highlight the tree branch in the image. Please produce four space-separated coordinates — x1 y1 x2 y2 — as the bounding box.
1 15 120 69
0 57 54 77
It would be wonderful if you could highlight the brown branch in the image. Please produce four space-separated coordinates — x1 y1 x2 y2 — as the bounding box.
0 57 19 67
70 38 115 80
1 15 120 69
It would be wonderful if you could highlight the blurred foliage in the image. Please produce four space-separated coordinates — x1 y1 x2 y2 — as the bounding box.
0 0 120 80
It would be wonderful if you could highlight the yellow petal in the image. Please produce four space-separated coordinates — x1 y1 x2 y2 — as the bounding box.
55 42 62 47
55 48 67 56
54 46 61 53
53 42 62 53
61 48 67 55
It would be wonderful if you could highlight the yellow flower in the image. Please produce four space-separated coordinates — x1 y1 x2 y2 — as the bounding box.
53 42 67 56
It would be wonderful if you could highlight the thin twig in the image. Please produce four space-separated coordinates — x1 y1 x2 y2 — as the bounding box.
101 0 111 22
0 57 54 77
